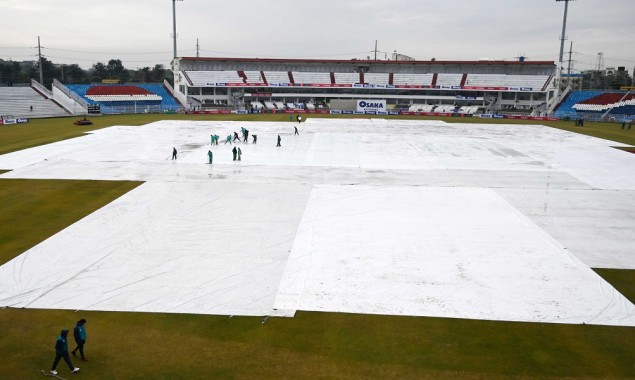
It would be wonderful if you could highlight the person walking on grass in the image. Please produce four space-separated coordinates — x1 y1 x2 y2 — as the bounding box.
50 329 80 375
232 146 237 161
71 319 88 362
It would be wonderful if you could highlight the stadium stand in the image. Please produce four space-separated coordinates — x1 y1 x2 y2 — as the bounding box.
553 90 603 118
65 84 181 114
263 71 291 85
242 71 264 84
554 90 635 121
0 87 69 118
408 104 435 112
186 70 244 86
465 74 550 90
334 72 361 85
250 101 264 110
363 73 390 85
435 74 464 88
175 57 557 114
292 72 332 85
392 73 434 86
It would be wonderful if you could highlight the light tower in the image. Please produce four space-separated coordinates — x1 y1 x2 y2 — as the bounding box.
172 0 184 60
555 0 575 91
556 0 575 64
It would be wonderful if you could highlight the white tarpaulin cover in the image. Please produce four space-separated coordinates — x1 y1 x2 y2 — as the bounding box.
0 119 634 325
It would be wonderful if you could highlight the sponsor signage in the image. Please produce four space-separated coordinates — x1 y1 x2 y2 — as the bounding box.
506 115 558 121
463 86 509 91
17 118 29 123
356 99 386 113
3 118 17 124
87 105 101 114
330 110 342 114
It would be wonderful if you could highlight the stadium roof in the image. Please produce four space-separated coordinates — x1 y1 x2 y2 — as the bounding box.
179 57 555 66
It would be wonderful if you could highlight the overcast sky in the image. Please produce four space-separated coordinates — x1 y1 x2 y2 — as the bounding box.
1 0 634 72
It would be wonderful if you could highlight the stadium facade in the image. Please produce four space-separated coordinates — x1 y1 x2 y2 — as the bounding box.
172 57 558 115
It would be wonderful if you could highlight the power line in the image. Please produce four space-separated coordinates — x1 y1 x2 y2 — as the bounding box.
42 47 173 55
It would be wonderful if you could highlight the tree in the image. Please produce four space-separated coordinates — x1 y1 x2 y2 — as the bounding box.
61 64 87 84
150 64 166 82
92 62 108 80
106 59 126 81
36 57 61 86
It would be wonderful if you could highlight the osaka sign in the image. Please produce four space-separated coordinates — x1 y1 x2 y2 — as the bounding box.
356 99 386 113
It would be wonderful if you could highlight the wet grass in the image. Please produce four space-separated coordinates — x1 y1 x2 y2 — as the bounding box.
0 179 141 266
1 114 634 379
1 307 635 379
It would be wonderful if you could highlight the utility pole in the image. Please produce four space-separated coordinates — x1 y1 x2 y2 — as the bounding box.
566 41 573 88
196 38 200 58
38 36 43 85
374 40 377 60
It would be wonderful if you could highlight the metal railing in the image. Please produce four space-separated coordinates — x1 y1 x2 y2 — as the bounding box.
30 79 52 98
53 79 89 108
96 104 183 115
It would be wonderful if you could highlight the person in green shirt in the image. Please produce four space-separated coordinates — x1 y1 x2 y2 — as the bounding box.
50 329 80 375
71 319 88 361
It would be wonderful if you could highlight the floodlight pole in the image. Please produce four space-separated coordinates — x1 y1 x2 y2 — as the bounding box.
172 0 183 60
555 0 574 93
557 0 573 65
38 36 43 85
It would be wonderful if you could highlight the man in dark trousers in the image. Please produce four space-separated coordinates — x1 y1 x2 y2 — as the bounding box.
172 147 177 160
243 129 249 142
233 132 241 142
232 146 237 161
208 150 213 164
50 329 80 375
252 135 257 144
276 135 281 147
71 318 88 361
294 125 299 135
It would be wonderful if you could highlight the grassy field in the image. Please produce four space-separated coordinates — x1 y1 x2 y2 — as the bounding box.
0 114 634 379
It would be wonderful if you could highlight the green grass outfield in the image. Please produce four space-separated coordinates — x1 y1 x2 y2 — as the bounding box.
0 114 634 379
